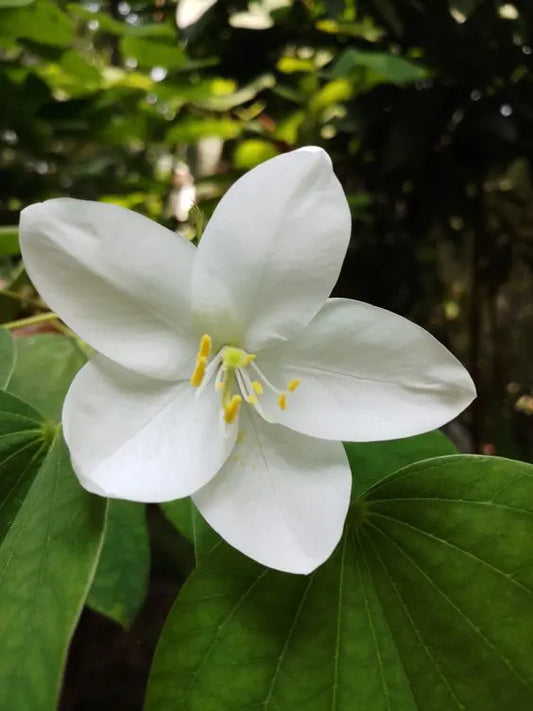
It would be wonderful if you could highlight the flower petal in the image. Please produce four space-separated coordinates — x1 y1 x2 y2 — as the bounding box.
63 356 236 502
20 199 197 380
176 0 217 28
193 410 351 574
192 147 351 351
256 298 476 441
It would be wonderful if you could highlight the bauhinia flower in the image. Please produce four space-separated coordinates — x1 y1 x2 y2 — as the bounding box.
20 147 475 574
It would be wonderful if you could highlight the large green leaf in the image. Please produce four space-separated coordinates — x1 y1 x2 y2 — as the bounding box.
0 327 14 389
0 390 107 710
87 500 150 628
346 429 458 496
7 333 86 421
146 455 533 709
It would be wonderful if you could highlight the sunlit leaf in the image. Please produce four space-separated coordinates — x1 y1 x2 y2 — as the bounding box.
120 36 186 69
233 139 279 168
0 0 35 7
0 0 73 47
167 116 242 143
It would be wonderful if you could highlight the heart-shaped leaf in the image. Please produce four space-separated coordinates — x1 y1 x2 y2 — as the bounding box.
146 455 533 710
0 390 107 710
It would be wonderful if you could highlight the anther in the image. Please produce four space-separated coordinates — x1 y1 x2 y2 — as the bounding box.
190 356 207 387
288 379 300 392
246 394 258 406
199 334 212 359
251 380 263 395
224 394 242 423
277 392 287 410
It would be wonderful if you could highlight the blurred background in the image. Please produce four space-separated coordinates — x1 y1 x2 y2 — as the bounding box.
0 1 532 705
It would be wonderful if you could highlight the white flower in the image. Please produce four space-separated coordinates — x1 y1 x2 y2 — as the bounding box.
19 147 475 574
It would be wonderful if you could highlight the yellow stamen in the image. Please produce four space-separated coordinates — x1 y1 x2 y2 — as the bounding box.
199 334 212 359
190 356 207 387
278 392 287 410
245 354 256 365
251 380 263 395
288 378 300 392
246 393 258 406
224 394 242 423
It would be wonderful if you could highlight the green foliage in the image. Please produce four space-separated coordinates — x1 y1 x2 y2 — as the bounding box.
346 430 458 496
7 333 86 422
0 327 14 388
0 226 20 256
331 48 428 84
120 36 187 69
0 0 73 47
0 390 106 710
87 500 150 628
0 0 35 7
146 455 533 710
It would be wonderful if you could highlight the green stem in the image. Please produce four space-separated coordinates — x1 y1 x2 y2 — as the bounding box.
2 312 59 330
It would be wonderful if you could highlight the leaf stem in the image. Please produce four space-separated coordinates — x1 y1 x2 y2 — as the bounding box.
2 312 60 330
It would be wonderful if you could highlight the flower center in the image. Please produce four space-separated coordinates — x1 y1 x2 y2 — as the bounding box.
190 334 300 425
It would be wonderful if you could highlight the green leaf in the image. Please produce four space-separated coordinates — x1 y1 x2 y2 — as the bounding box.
0 327 15 389
87 501 150 628
146 455 533 709
346 429 458 496
120 36 186 69
7 333 86 422
0 390 107 710
331 48 428 85
161 498 219 563
0 0 73 47
233 139 279 169
166 116 242 143
0 226 20 256
0 0 35 7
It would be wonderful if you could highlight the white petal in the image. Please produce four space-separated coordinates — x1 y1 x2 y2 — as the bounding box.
20 199 197 380
176 0 217 28
256 298 476 441
193 410 351 574
192 147 351 351
63 356 236 502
